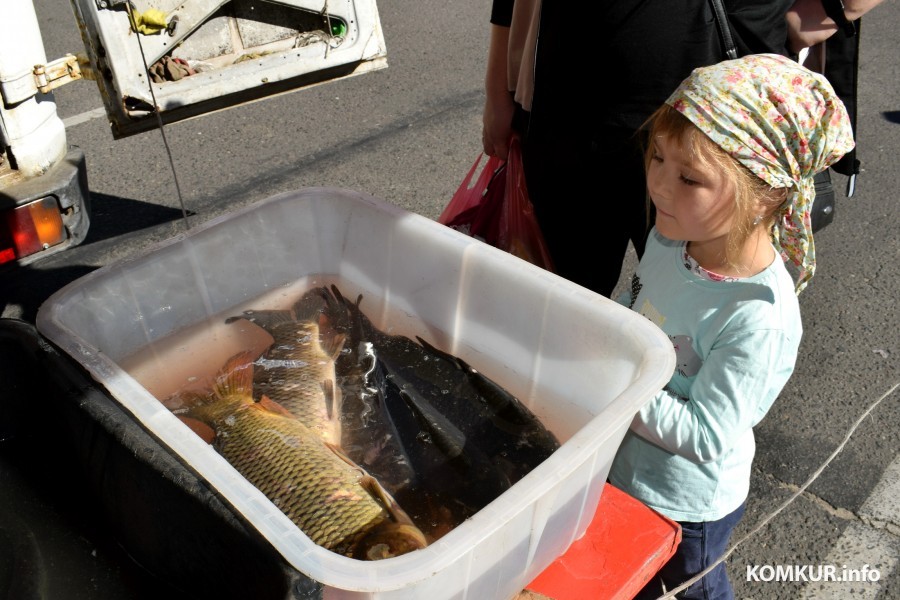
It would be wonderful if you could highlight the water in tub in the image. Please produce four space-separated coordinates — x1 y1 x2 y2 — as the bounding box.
120 276 579 555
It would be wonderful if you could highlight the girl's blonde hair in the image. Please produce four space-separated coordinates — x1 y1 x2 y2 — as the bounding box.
644 105 787 271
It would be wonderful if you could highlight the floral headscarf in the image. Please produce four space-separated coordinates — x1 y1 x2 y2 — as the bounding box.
667 54 855 293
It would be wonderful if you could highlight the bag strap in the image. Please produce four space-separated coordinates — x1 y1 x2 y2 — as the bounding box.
823 23 862 196
709 0 738 59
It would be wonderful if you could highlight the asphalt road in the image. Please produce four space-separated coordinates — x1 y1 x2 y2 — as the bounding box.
2 1 899 599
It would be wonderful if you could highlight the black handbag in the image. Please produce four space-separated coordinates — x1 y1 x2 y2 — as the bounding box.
807 24 861 232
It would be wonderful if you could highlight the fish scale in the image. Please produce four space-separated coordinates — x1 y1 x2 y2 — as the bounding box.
181 352 427 559
227 310 345 446
200 398 385 552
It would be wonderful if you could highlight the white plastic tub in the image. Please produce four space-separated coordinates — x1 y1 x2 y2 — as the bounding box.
36 188 674 600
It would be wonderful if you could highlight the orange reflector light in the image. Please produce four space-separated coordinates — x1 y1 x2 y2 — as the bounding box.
0 197 67 265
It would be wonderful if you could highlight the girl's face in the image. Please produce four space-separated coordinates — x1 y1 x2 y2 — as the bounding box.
647 133 736 246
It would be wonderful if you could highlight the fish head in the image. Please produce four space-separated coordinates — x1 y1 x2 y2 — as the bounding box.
353 521 428 561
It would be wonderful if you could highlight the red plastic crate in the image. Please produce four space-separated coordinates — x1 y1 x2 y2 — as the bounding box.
525 483 681 600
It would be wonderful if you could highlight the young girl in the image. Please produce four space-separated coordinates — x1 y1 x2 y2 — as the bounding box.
609 54 855 599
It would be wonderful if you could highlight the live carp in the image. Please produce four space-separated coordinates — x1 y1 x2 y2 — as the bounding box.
300 286 418 498
225 303 345 446
311 285 561 535
171 352 427 560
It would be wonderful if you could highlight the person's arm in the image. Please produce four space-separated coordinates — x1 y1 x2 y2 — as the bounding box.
786 0 885 53
630 328 797 463
482 24 516 160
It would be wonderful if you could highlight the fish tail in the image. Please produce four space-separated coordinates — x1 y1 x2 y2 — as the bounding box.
292 287 332 322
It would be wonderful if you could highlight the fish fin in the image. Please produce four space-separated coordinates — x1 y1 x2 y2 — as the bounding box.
323 441 370 477
224 309 293 333
320 327 347 362
320 285 340 309
357 475 423 536
324 440 352 463
162 388 211 412
415 336 465 370
257 394 296 418
306 285 356 336
213 351 257 400
178 416 216 444
319 286 343 319
329 283 347 307
397 388 466 458
328 284 366 315
315 312 341 345
359 474 394 510
321 379 341 421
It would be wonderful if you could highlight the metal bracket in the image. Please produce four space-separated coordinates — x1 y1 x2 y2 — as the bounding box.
1 55 89 104
33 55 90 94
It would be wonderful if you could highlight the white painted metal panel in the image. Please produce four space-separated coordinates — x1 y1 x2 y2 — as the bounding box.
70 0 387 138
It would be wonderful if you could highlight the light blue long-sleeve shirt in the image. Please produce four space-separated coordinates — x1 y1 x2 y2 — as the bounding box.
609 229 802 522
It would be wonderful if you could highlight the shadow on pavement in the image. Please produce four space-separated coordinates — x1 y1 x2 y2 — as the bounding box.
83 192 192 247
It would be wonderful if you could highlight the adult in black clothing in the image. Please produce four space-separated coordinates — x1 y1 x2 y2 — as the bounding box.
484 1 793 297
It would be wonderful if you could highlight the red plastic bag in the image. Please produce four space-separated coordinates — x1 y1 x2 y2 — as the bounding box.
439 137 554 271
438 152 504 241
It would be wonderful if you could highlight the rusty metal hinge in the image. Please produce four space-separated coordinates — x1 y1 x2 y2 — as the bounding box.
33 54 95 94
